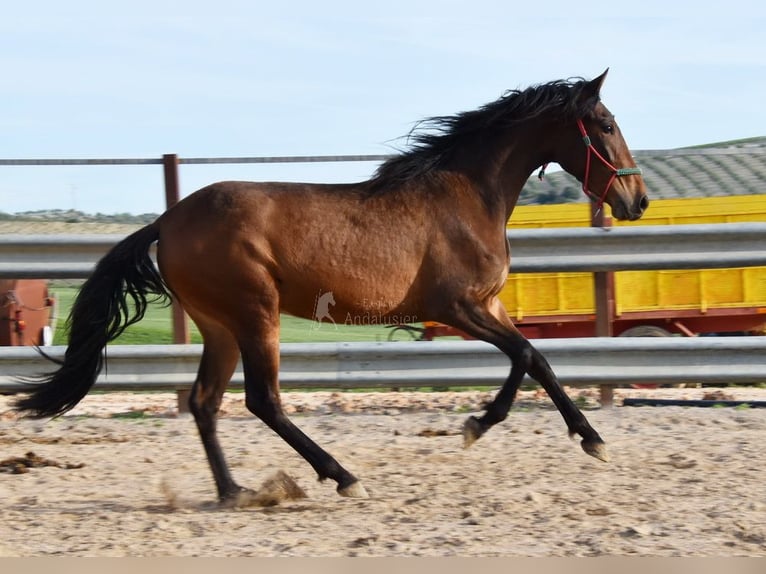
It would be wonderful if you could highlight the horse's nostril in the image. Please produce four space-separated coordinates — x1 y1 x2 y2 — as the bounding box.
638 195 649 212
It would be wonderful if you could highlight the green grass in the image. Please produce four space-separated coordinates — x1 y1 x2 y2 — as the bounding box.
49 285 424 345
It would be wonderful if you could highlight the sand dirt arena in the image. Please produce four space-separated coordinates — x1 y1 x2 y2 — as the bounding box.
1 387 765 557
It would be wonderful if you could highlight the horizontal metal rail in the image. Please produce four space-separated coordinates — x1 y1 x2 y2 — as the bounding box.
1 337 764 393
0 234 143 279
2 222 765 279
622 398 766 408
1 145 762 166
0 154 392 167
505 223 766 272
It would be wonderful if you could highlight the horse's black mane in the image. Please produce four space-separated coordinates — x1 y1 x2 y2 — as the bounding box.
370 77 596 190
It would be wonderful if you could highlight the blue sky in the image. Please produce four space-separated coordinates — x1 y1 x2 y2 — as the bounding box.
1 1 764 214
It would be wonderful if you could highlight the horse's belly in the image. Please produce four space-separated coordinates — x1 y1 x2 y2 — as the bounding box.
279 281 422 326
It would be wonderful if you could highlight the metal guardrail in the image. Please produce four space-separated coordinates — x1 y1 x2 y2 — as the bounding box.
0 234 137 279
1 337 764 393
506 223 766 272
1 226 764 402
2 222 766 278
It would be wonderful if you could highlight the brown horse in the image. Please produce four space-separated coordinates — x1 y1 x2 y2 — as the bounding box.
15 70 648 504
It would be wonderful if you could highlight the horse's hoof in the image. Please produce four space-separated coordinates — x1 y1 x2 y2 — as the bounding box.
219 487 258 508
338 481 369 498
462 415 484 449
581 439 610 463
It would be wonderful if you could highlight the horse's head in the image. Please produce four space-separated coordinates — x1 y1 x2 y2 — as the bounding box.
555 69 648 221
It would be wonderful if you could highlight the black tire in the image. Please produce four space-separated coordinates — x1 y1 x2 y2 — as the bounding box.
386 325 425 342
618 325 673 337
618 325 674 388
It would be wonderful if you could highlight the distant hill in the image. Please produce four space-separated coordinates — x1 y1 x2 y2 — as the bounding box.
0 209 159 224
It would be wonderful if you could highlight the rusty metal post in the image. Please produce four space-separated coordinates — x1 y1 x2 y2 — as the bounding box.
162 154 192 413
592 205 615 407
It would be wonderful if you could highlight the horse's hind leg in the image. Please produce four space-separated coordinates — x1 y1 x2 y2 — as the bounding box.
187 320 249 504
449 296 608 462
238 307 368 498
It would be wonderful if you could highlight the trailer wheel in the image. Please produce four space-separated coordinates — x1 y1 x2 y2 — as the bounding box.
619 325 673 388
618 325 673 338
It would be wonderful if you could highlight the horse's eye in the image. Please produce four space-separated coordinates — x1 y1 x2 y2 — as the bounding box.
603 124 614 134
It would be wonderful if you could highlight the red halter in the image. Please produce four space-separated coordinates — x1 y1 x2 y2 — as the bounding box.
538 119 642 214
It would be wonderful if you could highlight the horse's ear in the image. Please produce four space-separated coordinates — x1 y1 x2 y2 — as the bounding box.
590 68 609 95
577 68 609 111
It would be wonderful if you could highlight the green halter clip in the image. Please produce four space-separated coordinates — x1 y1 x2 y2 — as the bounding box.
615 167 643 176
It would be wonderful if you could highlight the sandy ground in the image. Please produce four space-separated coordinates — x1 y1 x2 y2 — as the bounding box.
1 387 765 557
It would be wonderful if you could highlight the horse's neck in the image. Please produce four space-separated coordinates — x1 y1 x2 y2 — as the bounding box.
457 123 552 224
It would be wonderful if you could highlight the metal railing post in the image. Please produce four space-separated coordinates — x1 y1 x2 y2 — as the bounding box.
162 154 192 412
592 205 615 407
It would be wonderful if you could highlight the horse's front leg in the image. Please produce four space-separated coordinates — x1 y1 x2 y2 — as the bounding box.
522 345 609 461
448 296 609 462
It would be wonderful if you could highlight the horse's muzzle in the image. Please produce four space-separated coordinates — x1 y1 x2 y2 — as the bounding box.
614 193 649 221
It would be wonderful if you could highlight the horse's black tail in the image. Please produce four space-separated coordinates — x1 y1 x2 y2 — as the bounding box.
14 222 170 418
